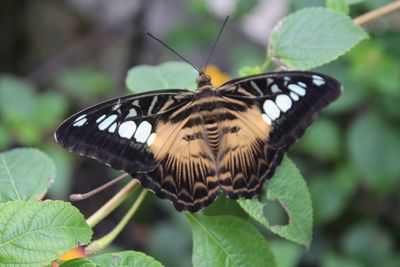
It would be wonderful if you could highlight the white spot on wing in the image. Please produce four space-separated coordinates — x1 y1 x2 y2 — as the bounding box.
73 114 87 127
74 114 86 122
284 77 291 86
108 122 117 133
290 92 300 101
298 82 307 88
275 94 292 112
271 84 281 93
134 121 152 143
288 84 306 96
112 103 121 111
263 100 280 120
266 78 274 85
312 75 325 86
96 114 106 123
73 118 87 127
118 121 136 139
98 114 117 130
132 100 139 106
126 108 137 119
261 114 272 125
146 132 156 146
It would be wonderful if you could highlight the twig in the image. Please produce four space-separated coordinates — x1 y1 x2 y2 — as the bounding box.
353 0 400 25
86 178 139 228
70 173 129 201
85 189 148 256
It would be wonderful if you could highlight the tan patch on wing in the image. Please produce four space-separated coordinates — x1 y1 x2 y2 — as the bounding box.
146 110 219 211
217 104 272 197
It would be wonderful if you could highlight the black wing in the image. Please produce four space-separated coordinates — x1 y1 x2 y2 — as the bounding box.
216 71 342 198
55 89 193 173
219 71 342 148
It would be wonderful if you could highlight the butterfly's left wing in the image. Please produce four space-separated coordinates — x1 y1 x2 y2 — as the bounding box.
216 71 342 198
55 89 193 173
56 89 222 212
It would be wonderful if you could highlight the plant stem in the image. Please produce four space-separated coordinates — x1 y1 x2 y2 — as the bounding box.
353 0 400 25
85 189 148 256
86 178 139 228
70 173 129 201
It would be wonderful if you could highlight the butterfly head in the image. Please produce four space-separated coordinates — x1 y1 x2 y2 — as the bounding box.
196 72 212 88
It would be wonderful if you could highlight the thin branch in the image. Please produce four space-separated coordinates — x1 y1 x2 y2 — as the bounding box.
86 178 139 228
353 0 400 25
70 173 129 201
85 189 148 256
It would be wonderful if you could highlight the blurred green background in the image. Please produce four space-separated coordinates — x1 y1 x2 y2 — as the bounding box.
0 0 399 266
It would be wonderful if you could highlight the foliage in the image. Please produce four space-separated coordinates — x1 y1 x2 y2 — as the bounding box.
59 251 165 267
269 7 368 70
0 148 54 201
1 1 399 267
126 62 198 93
238 157 312 248
0 200 92 267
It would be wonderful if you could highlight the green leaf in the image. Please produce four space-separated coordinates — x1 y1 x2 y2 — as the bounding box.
326 0 350 15
238 66 262 77
347 112 400 192
269 7 368 70
126 61 198 93
89 251 165 267
238 157 313 248
61 251 165 267
203 195 250 218
0 200 92 267
187 214 276 267
60 258 98 267
0 148 55 202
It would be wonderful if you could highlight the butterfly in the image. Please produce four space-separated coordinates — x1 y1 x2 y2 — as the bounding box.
55 70 342 212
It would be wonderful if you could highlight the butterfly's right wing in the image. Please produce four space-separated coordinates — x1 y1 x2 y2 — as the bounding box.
55 89 193 173
219 71 342 149
216 71 342 199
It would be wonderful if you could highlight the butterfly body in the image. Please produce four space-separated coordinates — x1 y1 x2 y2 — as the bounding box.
56 70 341 212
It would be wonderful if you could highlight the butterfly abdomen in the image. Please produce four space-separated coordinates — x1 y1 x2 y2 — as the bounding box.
205 121 220 152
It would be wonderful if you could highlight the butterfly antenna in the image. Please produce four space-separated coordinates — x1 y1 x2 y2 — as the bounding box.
203 16 229 72
146 31 202 74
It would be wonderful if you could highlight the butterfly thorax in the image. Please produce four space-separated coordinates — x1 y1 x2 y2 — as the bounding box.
195 72 212 88
192 86 226 155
